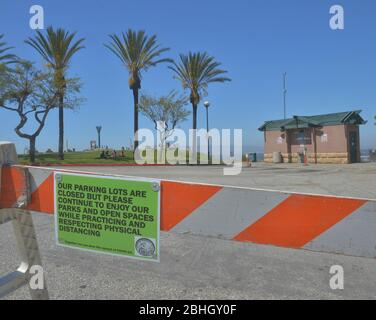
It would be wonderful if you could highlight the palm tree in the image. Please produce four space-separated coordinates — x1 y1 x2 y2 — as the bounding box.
105 29 171 150
0 34 16 65
169 52 231 161
25 27 85 160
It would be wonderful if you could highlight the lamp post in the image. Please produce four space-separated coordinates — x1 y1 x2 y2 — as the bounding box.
283 72 287 120
96 126 102 149
204 101 211 163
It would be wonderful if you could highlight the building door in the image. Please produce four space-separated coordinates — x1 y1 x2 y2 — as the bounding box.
349 131 358 163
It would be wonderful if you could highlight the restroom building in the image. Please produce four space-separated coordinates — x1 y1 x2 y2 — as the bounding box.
258 111 367 164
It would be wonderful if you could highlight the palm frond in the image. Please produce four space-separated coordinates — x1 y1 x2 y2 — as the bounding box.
105 29 170 88
25 26 85 72
169 51 231 105
0 34 17 64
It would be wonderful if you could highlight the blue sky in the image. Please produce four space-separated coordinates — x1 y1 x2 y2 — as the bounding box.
0 0 375 153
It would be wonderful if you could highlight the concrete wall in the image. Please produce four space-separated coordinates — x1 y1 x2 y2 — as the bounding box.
315 125 348 153
264 131 288 154
313 125 349 164
263 131 290 163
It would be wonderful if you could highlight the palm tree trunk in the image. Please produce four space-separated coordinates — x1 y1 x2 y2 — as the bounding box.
191 103 198 164
58 94 64 160
133 88 139 151
29 136 36 164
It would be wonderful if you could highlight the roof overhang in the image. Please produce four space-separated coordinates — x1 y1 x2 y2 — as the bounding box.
341 110 367 125
259 116 323 132
259 110 367 132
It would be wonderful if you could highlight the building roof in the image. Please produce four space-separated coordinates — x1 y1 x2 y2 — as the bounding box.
258 110 367 132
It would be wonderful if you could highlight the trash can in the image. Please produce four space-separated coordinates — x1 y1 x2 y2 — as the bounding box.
273 152 282 164
250 153 257 163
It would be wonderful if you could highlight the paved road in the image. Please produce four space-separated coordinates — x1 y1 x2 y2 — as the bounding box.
53 162 376 200
1 213 376 300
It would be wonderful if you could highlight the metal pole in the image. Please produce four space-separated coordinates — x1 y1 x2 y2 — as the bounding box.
96 126 102 149
204 102 211 163
283 72 287 120
206 106 210 162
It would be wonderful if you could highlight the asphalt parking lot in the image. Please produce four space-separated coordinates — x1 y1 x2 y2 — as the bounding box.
54 162 376 199
1 212 376 300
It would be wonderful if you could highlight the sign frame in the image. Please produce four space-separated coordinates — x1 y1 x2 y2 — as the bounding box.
53 171 161 263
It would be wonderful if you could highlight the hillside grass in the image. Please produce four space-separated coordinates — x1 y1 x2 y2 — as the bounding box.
18 150 135 165
18 149 212 165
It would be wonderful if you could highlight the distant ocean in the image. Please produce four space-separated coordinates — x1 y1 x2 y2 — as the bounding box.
208 144 264 162
361 149 375 162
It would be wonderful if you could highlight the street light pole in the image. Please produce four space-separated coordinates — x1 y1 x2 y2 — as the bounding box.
96 126 102 149
283 72 287 120
204 101 210 163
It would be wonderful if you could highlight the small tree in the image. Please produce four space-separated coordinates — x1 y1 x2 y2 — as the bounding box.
139 91 190 162
0 61 83 163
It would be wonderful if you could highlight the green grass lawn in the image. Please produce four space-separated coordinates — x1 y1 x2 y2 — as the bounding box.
18 149 224 166
18 150 136 165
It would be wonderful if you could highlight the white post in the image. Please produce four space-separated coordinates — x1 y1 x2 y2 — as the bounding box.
0 142 18 195
0 141 18 165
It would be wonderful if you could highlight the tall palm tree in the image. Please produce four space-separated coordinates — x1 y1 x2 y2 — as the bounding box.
25 27 85 160
169 52 231 161
0 34 16 65
105 29 171 150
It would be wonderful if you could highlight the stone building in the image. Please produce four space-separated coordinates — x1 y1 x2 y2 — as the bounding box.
258 111 367 164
